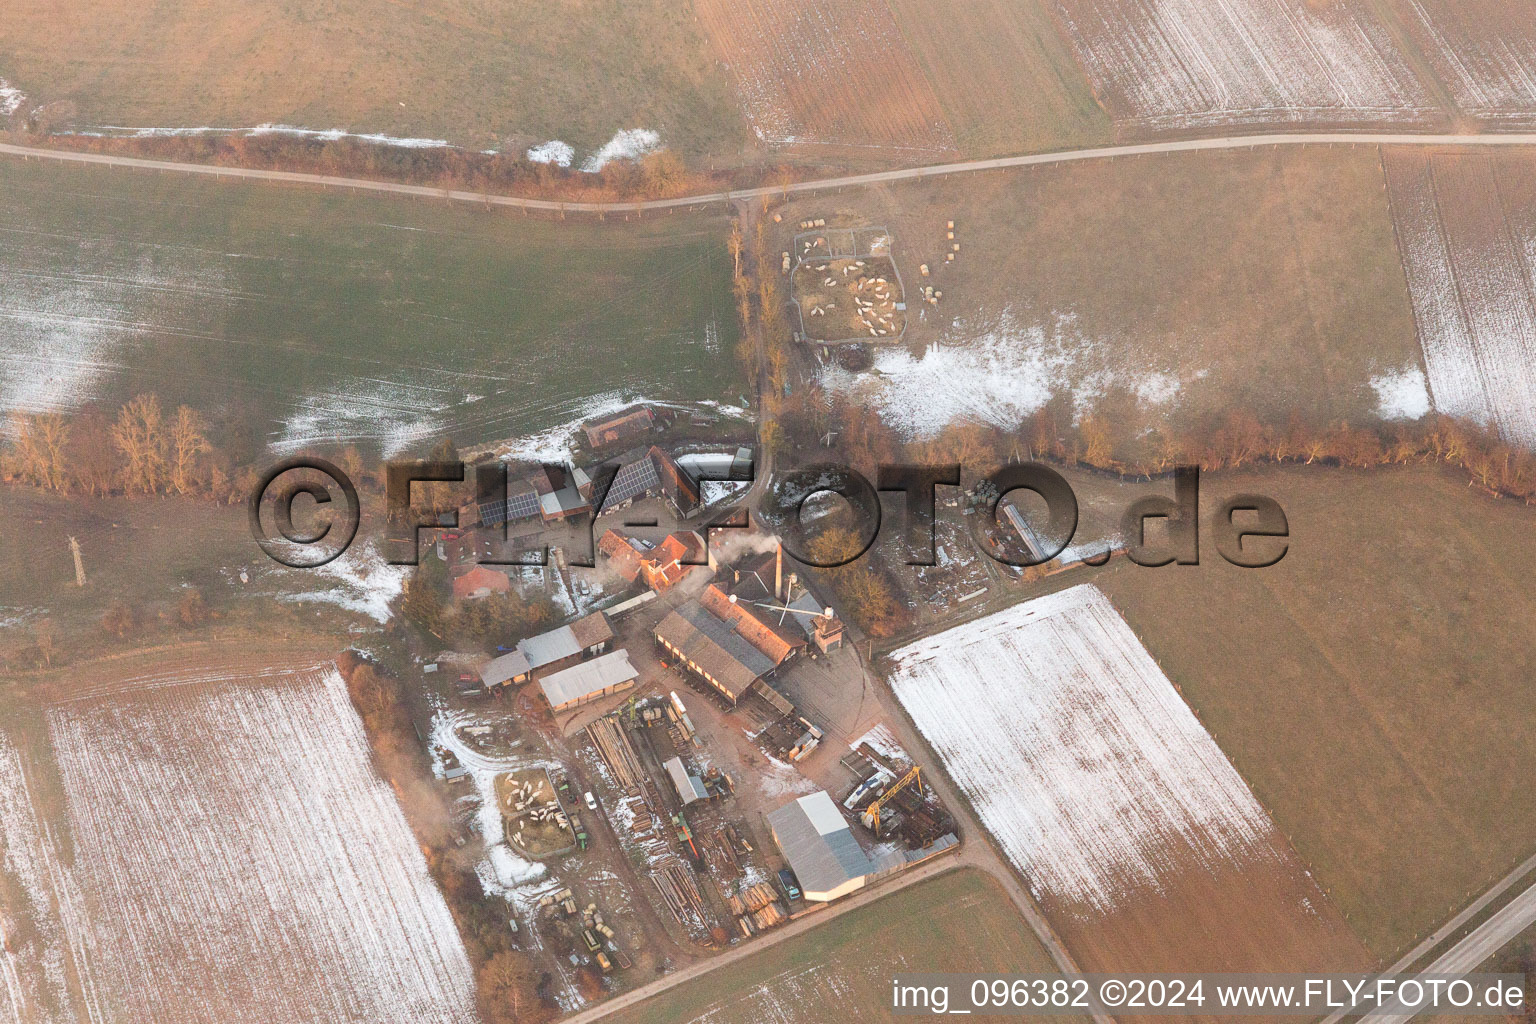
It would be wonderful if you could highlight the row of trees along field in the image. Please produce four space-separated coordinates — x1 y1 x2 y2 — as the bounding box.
773 385 1536 505
1 394 390 501
17 128 805 204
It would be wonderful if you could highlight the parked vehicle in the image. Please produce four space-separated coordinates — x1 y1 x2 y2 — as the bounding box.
584 791 597 810
777 868 801 900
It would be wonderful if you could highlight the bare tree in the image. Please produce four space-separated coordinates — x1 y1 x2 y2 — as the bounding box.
112 394 167 494
168 405 211 495
7 412 71 491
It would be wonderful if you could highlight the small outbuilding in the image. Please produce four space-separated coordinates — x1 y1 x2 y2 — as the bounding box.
583 406 655 449
478 649 532 690
663 756 708 806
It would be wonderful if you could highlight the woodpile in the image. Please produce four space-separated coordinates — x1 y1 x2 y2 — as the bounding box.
586 716 645 793
652 860 708 931
729 883 787 936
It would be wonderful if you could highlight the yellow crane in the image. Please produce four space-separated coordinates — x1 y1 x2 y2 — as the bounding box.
860 765 921 833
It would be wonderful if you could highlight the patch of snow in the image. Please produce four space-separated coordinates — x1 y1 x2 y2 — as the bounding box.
818 309 1194 439
889 584 1281 914
580 129 662 173
0 79 25 117
270 379 451 458
487 843 546 888
756 753 818 800
526 140 575 167
696 399 753 420
850 723 907 764
281 541 407 623
74 123 450 148
1370 364 1432 421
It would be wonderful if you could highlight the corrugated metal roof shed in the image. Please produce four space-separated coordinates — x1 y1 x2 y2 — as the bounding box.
538 649 637 708
479 649 531 687
663 756 708 805
765 791 875 898
519 626 579 669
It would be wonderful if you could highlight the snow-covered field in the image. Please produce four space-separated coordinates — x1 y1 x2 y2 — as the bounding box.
1384 150 1536 448
14 665 479 1024
1053 0 1433 129
817 308 1193 438
1402 0 1536 125
888 585 1280 913
0 733 72 1024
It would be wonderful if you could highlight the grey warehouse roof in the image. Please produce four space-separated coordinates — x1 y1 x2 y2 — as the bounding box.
538 649 637 707
479 649 532 686
663 756 708 805
766 791 874 895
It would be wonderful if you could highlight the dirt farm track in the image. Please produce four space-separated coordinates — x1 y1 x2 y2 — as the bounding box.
5 132 1536 215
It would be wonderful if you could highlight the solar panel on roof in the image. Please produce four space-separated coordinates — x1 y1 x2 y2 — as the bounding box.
479 490 541 525
602 455 660 510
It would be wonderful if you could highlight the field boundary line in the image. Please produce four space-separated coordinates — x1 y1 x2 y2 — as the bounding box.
6 134 1536 212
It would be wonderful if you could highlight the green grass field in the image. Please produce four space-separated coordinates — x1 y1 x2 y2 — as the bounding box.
1095 464 1536 960
606 868 1075 1024
0 0 747 159
0 158 744 458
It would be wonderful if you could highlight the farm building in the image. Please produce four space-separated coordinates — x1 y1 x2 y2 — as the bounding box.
663 756 708 806
583 406 655 449
719 548 843 654
517 610 614 677
451 564 512 602
698 583 803 665
598 529 706 592
599 446 701 518
790 589 844 653
654 602 777 705
597 529 646 583
766 791 878 903
537 650 638 712
478 649 533 690
474 464 594 528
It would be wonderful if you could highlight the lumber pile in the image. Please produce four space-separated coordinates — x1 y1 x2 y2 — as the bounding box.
730 884 787 937
652 861 708 931
586 716 646 794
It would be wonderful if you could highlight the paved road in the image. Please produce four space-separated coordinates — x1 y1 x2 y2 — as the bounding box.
1320 851 1536 1024
1355 877 1536 1024
5 132 1536 213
